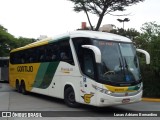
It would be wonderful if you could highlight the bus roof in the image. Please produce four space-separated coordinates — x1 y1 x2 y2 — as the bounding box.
69 30 131 42
11 31 132 52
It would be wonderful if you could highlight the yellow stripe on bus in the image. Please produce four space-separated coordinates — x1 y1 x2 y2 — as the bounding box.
11 40 49 52
104 85 136 93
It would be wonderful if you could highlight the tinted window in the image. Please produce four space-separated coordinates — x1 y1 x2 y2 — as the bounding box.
59 40 74 65
10 38 74 65
72 37 96 79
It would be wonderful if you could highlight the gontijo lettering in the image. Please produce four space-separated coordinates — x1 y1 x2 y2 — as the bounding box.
17 66 33 72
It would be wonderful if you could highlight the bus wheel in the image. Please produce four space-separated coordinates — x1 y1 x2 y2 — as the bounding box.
64 87 79 107
21 81 27 95
15 81 19 92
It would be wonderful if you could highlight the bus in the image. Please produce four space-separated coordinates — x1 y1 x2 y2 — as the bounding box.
9 31 150 107
0 57 9 82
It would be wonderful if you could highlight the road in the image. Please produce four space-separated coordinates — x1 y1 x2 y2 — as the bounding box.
0 82 160 120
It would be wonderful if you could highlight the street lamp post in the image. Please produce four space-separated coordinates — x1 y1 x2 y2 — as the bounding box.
117 18 130 29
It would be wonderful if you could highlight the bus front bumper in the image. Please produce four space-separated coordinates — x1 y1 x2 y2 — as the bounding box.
96 90 142 107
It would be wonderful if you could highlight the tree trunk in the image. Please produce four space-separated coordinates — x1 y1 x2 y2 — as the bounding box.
84 10 94 30
95 10 106 31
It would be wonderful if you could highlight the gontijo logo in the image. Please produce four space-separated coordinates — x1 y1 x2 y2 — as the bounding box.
81 94 94 103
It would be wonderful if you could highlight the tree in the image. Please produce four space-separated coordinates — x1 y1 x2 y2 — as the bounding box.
110 28 140 41
140 21 160 42
136 22 160 97
0 24 36 56
16 37 36 48
0 25 17 56
68 0 144 31
140 22 160 75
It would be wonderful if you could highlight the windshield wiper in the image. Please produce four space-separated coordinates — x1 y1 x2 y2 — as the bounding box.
124 57 128 69
119 58 123 72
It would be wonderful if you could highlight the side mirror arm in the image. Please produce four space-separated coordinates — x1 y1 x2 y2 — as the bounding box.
136 49 150 64
82 45 101 63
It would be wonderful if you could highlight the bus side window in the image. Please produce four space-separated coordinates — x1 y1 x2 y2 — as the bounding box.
48 43 59 62
82 49 95 79
60 52 68 60
59 40 74 65
39 47 46 62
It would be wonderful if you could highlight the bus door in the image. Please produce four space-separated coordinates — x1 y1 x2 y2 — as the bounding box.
80 49 97 104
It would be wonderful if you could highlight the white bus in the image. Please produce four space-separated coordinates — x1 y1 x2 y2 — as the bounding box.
9 31 150 107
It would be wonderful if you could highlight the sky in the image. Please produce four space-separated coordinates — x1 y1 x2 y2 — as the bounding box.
0 0 160 39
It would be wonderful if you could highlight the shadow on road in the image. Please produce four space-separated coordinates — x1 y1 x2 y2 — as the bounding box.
28 92 132 111
20 92 133 117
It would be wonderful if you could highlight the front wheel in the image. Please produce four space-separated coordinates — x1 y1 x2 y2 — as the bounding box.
64 87 79 107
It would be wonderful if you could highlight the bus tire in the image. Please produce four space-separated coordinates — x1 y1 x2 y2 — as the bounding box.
64 87 79 108
21 81 28 95
15 80 19 92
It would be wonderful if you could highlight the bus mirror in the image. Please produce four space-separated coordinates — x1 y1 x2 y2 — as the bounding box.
136 49 150 64
82 45 101 63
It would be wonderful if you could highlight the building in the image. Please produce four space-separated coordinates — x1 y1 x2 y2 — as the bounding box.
99 24 115 32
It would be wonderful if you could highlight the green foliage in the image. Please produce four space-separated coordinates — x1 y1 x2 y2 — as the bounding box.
139 22 160 75
110 28 140 39
68 0 144 30
0 25 17 56
0 24 36 57
141 22 160 38
16 37 36 48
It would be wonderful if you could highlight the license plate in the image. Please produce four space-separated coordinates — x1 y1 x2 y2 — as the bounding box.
122 98 130 103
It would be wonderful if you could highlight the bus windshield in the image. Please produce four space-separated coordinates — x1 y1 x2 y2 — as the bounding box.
73 38 141 86
95 40 141 85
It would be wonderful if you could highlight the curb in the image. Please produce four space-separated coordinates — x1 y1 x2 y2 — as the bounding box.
142 98 160 102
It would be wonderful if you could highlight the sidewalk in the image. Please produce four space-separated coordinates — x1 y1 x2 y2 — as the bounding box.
142 98 160 102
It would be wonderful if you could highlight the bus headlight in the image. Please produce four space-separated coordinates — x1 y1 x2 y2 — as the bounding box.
98 87 112 95
92 85 112 95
